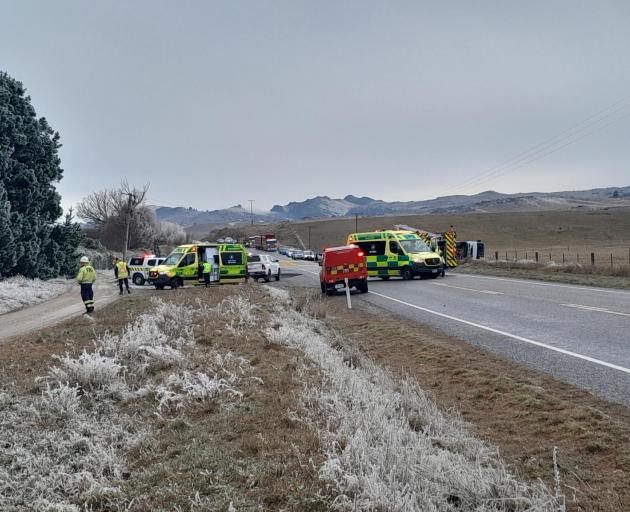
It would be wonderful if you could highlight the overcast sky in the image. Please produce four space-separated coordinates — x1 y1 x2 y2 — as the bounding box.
2 1 629 212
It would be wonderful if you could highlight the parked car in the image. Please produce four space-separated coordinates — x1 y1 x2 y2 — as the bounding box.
303 250 315 261
286 248 296 258
127 255 166 286
291 250 305 260
247 254 281 282
319 245 368 295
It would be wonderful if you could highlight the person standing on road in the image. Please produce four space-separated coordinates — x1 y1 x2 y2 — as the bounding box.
77 256 96 314
114 257 131 295
202 258 213 287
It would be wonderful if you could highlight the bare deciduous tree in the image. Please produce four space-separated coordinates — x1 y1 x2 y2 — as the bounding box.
77 181 150 258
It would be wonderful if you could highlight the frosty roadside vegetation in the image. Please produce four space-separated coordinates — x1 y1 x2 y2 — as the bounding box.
0 275 70 315
0 297 252 511
262 286 565 511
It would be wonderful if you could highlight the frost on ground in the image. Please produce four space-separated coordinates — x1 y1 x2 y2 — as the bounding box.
0 297 250 511
0 275 69 315
263 290 565 512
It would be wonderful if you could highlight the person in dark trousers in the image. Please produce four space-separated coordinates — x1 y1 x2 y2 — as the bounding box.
114 257 131 294
77 256 96 313
202 258 213 287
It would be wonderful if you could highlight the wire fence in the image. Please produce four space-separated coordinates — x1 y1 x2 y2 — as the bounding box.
485 247 630 267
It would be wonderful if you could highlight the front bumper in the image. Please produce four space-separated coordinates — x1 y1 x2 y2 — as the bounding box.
412 262 442 276
149 273 172 286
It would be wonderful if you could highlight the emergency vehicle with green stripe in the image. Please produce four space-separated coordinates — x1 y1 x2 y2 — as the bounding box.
148 243 247 289
346 230 442 280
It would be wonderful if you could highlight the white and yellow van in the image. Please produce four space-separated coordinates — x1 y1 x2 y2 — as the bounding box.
148 243 247 289
346 230 442 280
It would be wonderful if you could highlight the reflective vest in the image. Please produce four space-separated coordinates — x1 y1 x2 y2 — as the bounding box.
77 265 96 284
203 261 212 274
116 260 129 279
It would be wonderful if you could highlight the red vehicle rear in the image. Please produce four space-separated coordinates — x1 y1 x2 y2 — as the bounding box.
319 245 368 296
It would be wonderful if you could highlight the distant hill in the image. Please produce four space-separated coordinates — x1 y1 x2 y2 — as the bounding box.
153 186 630 228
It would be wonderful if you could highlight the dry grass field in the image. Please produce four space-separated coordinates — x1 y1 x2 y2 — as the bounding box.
204 208 630 264
283 208 630 257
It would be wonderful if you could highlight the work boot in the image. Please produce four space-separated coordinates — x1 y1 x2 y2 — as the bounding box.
127 289 131 294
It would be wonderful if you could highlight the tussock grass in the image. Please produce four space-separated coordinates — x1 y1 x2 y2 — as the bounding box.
1 296 251 511
264 290 565 511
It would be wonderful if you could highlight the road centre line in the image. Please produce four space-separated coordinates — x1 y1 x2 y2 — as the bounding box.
452 273 630 296
560 303 630 317
367 290 630 376
432 282 504 295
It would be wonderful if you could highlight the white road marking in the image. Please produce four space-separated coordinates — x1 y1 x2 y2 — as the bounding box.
433 282 504 295
560 303 630 317
453 273 630 296
368 290 630 376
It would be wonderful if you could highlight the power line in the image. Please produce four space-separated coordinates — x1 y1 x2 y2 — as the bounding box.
450 109 630 193
432 93 630 197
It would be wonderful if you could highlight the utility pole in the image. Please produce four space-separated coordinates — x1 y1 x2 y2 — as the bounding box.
248 199 254 226
355 214 358 232
122 191 135 261
308 226 311 249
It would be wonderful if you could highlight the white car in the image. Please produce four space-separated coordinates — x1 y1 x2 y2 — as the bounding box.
303 250 315 261
127 255 166 286
247 254 281 282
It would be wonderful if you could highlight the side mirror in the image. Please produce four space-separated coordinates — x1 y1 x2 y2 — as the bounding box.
274 259 279 263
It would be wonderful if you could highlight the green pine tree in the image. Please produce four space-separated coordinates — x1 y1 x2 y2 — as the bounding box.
0 71 75 278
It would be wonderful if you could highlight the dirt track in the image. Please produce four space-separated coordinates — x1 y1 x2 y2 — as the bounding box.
0 277 121 341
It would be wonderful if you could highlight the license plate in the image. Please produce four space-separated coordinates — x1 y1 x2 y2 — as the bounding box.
432 269 438 273
335 284 345 289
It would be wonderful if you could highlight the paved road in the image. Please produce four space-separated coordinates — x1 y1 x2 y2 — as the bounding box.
273 255 630 406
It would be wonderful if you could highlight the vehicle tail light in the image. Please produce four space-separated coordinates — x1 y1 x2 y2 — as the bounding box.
357 252 364 257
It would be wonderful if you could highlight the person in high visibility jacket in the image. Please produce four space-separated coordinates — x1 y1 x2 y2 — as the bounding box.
77 255 96 313
114 257 131 295
202 258 213 287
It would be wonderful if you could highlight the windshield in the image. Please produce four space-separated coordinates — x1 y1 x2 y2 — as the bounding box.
249 255 261 262
162 251 184 265
399 239 431 254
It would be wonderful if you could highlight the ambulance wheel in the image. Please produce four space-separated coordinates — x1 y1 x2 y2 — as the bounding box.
132 273 145 286
275 269 281 281
170 277 183 289
155 285 165 290
264 270 271 283
401 266 414 280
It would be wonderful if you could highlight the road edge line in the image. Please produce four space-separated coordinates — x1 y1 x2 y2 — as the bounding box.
368 290 630 375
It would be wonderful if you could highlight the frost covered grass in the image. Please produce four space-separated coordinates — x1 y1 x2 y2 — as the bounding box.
264 291 565 511
1 296 251 511
0 275 69 315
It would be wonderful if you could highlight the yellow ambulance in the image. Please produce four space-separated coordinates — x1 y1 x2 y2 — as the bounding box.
346 230 442 280
148 243 247 289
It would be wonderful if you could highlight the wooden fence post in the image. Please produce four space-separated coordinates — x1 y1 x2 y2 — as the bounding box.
535 252 539 263
495 251 499 261
591 253 595 265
